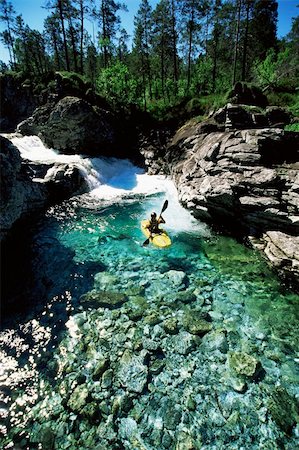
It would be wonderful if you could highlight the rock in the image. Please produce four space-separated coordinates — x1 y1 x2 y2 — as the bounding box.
41 427 55 450
201 329 228 353
0 73 38 132
267 386 299 435
94 272 119 290
92 357 109 381
67 385 89 413
227 82 268 108
163 270 187 289
228 351 261 379
182 311 212 336
0 136 47 241
18 96 119 156
80 290 127 309
160 114 299 286
163 318 179 334
101 369 113 389
266 106 291 127
167 332 199 355
116 350 149 393
0 136 88 242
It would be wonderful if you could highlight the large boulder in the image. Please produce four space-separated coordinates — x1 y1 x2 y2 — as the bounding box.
0 136 46 241
0 74 38 132
0 136 87 241
145 107 299 286
18 96 119 156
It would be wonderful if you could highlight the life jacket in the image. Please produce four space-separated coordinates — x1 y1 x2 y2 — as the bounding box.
149 217 160 233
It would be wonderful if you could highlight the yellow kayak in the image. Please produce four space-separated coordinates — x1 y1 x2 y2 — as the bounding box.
141 220 171 248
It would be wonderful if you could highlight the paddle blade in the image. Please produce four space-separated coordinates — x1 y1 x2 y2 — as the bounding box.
142 238 150 246
160 199 168 215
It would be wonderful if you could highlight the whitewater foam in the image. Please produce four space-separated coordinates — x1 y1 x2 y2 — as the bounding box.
5 134 209 236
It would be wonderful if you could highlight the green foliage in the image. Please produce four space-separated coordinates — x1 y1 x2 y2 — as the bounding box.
285 123 299 132
57 71 90 92
1 0 298 123
96 62 139 106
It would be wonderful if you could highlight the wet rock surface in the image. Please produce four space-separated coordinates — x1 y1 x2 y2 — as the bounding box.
0 136 88 241
141 105 299 286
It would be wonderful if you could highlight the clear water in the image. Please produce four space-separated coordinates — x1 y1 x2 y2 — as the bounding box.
0 145 299 449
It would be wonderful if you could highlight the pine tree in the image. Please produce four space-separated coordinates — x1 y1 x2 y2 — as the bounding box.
96 0 127 68
0 0 16 68
133 0 153 109
44 13 64 70
250 0 278 60
178 0 210 90
152 0 174 100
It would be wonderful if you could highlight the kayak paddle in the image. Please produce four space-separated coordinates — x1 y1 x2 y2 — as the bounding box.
142 199 168 246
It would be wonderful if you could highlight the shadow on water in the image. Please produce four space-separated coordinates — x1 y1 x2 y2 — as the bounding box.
91 157 141 191
1 213 107 348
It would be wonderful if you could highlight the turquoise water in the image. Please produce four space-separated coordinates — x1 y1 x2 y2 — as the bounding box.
1 192 299 449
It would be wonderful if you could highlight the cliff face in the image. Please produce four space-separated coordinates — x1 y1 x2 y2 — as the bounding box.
141 105 299 287
0 136 88 242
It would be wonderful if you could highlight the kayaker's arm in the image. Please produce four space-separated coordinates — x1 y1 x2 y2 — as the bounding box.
158 216 165 224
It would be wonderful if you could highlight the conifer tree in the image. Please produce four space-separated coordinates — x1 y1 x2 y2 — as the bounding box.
133 0 153 109
0 0 16 68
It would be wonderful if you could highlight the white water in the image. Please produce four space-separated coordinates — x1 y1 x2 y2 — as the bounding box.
5 134 209 236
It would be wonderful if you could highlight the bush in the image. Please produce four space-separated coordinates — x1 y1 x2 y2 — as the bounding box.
285 123 299 132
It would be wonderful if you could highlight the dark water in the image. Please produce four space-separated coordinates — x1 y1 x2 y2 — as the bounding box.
0 193 298 449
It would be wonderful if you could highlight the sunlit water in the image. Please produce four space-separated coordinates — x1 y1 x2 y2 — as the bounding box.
0 137 298 449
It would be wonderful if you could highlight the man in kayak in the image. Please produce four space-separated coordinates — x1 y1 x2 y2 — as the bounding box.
146 212 165 237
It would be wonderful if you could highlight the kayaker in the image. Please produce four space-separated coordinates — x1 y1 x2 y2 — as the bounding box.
146 212 165 236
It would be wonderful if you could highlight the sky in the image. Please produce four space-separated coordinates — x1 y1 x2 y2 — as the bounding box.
0 0 298 64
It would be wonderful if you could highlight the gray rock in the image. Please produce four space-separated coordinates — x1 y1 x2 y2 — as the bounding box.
80 290 128 309
18 96 118 156
158 113 299 285
116 350 149 393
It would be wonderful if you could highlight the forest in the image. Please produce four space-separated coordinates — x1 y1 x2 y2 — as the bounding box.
0 0 298 121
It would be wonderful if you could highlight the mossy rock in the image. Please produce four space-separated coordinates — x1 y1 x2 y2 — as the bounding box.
228 351 261 379
174 290 197 304
144 311 162 326
67 385 89 413
182 311 212 336
126 296 148 321
267 386 299 435
163 317 179 334
80 290 127 309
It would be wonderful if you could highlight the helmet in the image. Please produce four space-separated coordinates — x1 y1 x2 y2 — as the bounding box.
151 212 157 218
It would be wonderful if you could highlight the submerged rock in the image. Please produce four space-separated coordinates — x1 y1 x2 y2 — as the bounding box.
228 351 261 378
182 311 212 336
80 289 128 309
67 385 89 413
267 386 299 435
116 350 149 393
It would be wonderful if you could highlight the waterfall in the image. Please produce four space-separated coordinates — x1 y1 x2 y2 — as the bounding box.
5 134 209 235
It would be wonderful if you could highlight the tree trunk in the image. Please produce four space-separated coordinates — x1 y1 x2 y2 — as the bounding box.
171 0 178 83
232 0 241 86
79 0 84 73
187 8 194 90
68 18 78 72
241 0 250 81
58 0 70 71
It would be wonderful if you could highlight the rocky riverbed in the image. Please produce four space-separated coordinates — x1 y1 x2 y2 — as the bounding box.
1 194 298 449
